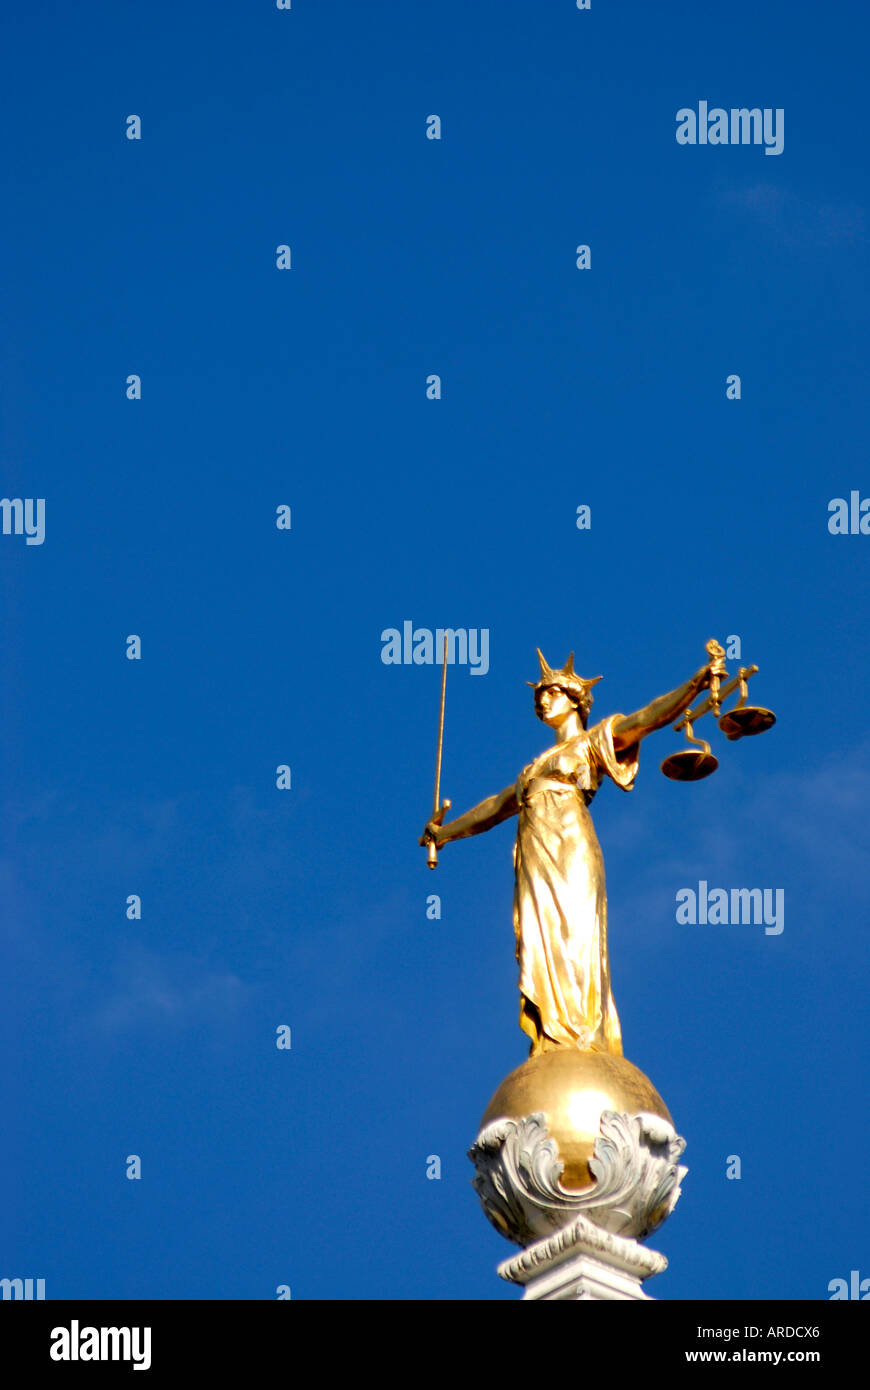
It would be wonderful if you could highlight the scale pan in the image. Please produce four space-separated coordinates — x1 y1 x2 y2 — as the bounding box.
718 706 776 741
660 750 719 782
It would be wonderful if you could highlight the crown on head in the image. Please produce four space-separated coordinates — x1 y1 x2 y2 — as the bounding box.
527 649 603 713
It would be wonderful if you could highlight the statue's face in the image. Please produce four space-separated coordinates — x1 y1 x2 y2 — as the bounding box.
535 685 578 726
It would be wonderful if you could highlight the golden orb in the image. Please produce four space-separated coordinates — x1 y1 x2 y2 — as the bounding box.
479 1049 673 1192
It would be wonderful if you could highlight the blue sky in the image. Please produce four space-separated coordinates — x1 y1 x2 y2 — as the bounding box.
2 0 869 1299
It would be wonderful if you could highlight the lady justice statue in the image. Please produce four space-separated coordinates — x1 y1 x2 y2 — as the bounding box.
420 643 723 1060
419 639 774 1294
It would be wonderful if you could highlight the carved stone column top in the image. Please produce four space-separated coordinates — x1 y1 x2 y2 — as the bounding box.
468 1108 687 1248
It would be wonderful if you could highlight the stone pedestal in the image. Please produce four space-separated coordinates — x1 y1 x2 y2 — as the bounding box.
468 1099 687 1301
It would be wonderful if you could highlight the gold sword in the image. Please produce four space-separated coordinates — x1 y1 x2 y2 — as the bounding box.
425 633 451 868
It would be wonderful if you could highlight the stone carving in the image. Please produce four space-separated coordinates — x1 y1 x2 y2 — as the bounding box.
469 1109 687 1248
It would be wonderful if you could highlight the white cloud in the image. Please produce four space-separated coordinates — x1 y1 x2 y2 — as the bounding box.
93 946 253 1032
713 181 865 249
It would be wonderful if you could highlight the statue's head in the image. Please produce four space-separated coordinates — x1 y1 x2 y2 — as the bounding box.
528 650 602 729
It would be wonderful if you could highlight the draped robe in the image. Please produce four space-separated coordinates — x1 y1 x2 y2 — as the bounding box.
512 714 640 1054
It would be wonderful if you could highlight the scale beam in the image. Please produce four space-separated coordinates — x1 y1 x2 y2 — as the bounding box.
674 665 758 730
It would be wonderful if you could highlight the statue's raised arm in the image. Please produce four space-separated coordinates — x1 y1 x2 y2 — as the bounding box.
420 783 519 850
610 657 719 751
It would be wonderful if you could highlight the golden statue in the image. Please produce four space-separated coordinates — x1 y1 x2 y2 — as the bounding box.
430 641 775 1254
421 643 737 1059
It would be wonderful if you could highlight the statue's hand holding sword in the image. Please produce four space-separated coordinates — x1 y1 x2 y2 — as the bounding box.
421 800 451 867
419 634 451 868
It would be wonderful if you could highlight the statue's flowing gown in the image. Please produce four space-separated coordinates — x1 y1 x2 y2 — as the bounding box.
513 714 640 1054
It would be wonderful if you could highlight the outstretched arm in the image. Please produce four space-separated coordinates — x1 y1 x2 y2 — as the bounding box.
420 784 519 850
611 664 712 751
